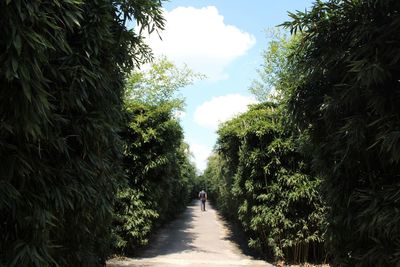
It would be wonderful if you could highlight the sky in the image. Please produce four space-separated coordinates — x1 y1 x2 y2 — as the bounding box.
143 0 314 172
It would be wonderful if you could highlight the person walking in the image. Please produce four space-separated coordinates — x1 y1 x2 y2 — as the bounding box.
198 189 207 211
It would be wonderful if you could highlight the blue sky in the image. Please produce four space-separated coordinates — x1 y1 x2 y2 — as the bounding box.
144 0 314 171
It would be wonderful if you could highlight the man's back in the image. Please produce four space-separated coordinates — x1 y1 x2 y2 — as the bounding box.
199 190 207 211
199 190 207 200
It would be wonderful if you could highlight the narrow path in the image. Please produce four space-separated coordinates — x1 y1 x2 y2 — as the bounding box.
107 201 274 267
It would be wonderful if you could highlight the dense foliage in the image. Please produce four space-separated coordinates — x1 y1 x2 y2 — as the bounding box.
112 58 197 254
113 103 195 253
0 0 164 266
283 0 400 266
204 103 326 263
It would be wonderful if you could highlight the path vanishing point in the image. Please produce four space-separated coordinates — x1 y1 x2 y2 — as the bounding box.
107 201 274 267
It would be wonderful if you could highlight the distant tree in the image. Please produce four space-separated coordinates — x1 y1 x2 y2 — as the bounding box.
202 153 237 217
250 30 290 102
113 57 199 254
125 56 204 110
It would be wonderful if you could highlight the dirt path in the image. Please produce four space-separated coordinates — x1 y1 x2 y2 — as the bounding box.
107 201 274 267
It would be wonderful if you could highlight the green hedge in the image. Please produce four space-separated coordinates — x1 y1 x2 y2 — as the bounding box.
0 0 164 265
204 103 326 263
113 102 196 254
284 0 400 266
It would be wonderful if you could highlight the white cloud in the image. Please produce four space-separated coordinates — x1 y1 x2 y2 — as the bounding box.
189 142 212 172
194 94 258 130
144 6 256 80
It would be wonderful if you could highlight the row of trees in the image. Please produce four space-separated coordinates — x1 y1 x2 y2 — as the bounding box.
285 0 400 266
113 57 200 254
204 99 326 263
1 1 197 266
204 0 400 266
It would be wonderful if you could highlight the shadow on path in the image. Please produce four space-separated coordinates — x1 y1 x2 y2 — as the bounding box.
107 200 273 267
217 211 268 260
140 203 207 257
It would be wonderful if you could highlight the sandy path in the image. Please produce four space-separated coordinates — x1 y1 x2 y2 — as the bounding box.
107 200 274 267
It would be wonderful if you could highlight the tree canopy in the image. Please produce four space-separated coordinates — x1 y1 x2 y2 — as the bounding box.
125 56 204 110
